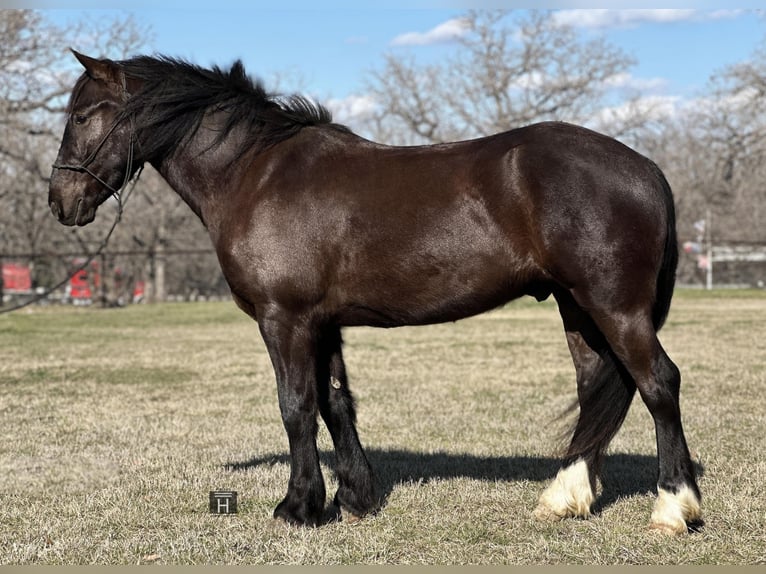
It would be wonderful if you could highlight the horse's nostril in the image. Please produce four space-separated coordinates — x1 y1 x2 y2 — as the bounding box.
49 201 61 220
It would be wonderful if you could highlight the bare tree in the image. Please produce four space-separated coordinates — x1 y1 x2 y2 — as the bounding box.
703 50 766 238
363 11 641 145
637 40 766 286
672 44 766 245
103 167 222 303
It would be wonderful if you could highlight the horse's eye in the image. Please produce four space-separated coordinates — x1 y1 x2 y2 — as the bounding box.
73 114 88 125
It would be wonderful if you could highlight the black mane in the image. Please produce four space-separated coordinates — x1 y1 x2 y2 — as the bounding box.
113 55 345 161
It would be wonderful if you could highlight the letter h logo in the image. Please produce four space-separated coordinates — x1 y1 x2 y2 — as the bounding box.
209 491 238 514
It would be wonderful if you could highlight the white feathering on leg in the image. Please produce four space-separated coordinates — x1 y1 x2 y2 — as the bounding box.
650 485 702 535
533 458 594 521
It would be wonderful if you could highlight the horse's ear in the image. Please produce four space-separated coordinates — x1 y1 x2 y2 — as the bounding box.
71 49 124 90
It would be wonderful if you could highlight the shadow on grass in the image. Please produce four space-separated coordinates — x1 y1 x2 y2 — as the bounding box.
224 449 704 517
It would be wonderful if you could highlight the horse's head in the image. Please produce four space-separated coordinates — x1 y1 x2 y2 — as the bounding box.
49 51 140 226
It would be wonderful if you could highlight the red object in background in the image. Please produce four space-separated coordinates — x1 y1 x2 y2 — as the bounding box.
2 260 145 304
69 268 93 300
69 261 145 303
2 263 32 292
133 280 145 302
68 259 100 301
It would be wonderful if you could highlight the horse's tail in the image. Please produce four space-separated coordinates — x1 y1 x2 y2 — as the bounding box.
561 350 635 470
650 161 679 332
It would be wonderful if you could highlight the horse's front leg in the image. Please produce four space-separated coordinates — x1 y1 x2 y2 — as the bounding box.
259 315 325 527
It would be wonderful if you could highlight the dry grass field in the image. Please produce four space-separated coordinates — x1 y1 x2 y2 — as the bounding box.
1 290 764 564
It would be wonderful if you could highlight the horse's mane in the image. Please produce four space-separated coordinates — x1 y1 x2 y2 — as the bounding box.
109 55 346 160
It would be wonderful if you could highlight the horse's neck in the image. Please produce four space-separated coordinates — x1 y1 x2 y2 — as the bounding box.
150 118 249 230
152 154 208 222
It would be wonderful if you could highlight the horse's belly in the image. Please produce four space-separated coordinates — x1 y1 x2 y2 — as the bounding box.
332 250 539 327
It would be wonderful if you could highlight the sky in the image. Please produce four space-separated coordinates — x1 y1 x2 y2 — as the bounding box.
43 7 765 128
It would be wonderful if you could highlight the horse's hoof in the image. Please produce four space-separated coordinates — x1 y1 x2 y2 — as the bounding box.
649 521 687 536
649 486 702 536
272 512 316 528
340 507 364 524
532 503 565 523
272 516 295 529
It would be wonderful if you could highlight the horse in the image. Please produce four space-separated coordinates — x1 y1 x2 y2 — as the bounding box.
48 51 702 534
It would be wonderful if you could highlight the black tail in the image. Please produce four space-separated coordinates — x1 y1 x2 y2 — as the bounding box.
554 289 637 471
561 350 636 471
650 161 679 332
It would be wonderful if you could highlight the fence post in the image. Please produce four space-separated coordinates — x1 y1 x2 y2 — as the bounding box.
155 246 166 302
706 208 713 290
147 247 166 303
0 255 4 307
154 220 167 303
100 253 108 307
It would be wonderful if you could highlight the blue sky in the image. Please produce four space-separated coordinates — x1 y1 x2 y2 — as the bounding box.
44 7 765 127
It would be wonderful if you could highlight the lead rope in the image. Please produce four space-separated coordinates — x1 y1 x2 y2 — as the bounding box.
0 136 143 315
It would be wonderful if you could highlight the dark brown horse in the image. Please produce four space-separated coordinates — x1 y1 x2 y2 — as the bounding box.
49 51 702 534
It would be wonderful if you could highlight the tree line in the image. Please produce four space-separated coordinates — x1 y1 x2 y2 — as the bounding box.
1 10 764 304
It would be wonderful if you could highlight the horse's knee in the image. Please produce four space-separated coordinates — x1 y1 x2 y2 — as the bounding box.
652 352 680 397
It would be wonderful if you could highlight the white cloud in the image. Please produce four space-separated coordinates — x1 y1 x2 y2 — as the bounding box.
326 94 378 124
391 18 471 47
592 85 763 133
598 95 682 122
551 9 744 30
603 72 668 92
507 71 667 94
707 10 748 20
507 71 545 91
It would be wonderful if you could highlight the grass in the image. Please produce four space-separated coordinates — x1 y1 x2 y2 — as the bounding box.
1 290 764 564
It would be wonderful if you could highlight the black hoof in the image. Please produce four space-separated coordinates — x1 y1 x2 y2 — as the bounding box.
273 496 323 527
333 489 380 522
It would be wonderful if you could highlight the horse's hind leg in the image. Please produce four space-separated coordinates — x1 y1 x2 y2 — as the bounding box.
316 325 378 522
534 291 636 521
590 309 702 534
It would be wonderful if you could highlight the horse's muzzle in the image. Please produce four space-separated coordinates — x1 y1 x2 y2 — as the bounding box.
48 195 95 227
49 166 100 226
